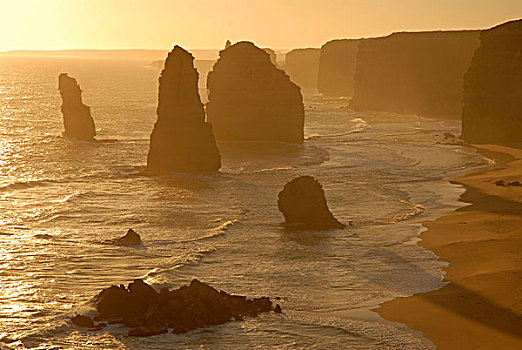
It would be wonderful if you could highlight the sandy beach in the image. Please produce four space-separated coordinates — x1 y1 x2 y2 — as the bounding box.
378 144 522 349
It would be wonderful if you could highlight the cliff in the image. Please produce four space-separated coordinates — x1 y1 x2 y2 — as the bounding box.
317 39 360 97
461 20 522 143
284 48 321 92
206 41 304 142
58 73 96 141
350 31 480 118
147 46 221 173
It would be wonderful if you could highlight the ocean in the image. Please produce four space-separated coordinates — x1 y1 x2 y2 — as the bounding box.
0 56 490 349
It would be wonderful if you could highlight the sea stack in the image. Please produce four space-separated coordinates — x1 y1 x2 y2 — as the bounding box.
350 31 479 118
317 39 360 97
58 73 96 141
284 48 321 92
278 176 345 230
461 20 522 143
147 46 221 173
206 41 304 143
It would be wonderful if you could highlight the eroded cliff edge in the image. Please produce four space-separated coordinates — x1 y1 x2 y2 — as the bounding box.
206 41 304 143
147 46 221 173
461 20 522 143
284 48 321 92
58 73 96 141
317 39 360 97
350 31 479 118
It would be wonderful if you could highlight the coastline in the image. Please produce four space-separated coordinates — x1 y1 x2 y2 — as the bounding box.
377 144 522 349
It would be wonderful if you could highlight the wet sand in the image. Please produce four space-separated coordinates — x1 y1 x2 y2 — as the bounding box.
378 144 522 350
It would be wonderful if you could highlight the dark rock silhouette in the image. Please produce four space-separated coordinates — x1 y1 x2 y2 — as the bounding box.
317 39 360 97
461 20 522 143
147 46 221 173
284 48 321 92
278 176 344 230
58 73 96 141
206 41 304 142
350 31 479 118
110 228 142 246
71 314 95 328
225 40 232 49
89 278 276 336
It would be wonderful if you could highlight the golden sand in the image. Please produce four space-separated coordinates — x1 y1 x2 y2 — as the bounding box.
378 144 522 350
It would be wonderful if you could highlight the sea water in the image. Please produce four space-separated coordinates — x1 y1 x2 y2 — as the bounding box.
0 57 489 349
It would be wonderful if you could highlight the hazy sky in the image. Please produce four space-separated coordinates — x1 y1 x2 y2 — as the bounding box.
1 0 521 51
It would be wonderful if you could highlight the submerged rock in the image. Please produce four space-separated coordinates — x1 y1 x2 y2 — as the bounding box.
278 176 345 230
110 228 142 246
206 41 304 142
71 314 95 328
90 278 277 336
147 46 221 173
58 73 96 141
461 20 522 143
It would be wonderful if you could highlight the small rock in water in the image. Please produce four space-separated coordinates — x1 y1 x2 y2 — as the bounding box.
71 314 95 328
277 176 345 230
111 229 142 246
85 278 277 336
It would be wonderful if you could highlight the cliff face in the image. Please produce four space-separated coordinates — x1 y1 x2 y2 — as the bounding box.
58 73 96 141
147 46 221 173
350 31 480 118
317 39 360 97
461 20 522 143
206 41 304 142
284 48 321 92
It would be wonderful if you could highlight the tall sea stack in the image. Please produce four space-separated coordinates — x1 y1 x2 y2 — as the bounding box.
461 20 522 143
317 39 360 97
350 31 479 118
206 41 304 143
147 46 221 173
58 73 96 141
284 48 321 92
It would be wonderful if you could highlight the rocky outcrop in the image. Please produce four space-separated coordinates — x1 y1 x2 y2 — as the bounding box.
284 48 321 92
206 41 304 142
278 176 344 230
80 278 278 336
461 20 522 143
147 46 221 173
350 31 480 118
109 228 142 246
58 73 96 141
317 39 360 97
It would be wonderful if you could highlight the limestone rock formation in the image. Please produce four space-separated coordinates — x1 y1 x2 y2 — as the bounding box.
350 31 480 118
461 20 522 143
58 73 96 141
206 41 304 142
317 39 360 97
284 48 321 92
110 228 143 246
88 278 277 336
278 176 344 230
147 46 221 173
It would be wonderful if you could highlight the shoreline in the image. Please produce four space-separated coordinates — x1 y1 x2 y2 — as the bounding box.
376 144 522 349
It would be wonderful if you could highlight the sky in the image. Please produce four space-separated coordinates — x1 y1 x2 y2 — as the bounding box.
1 0 522 51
